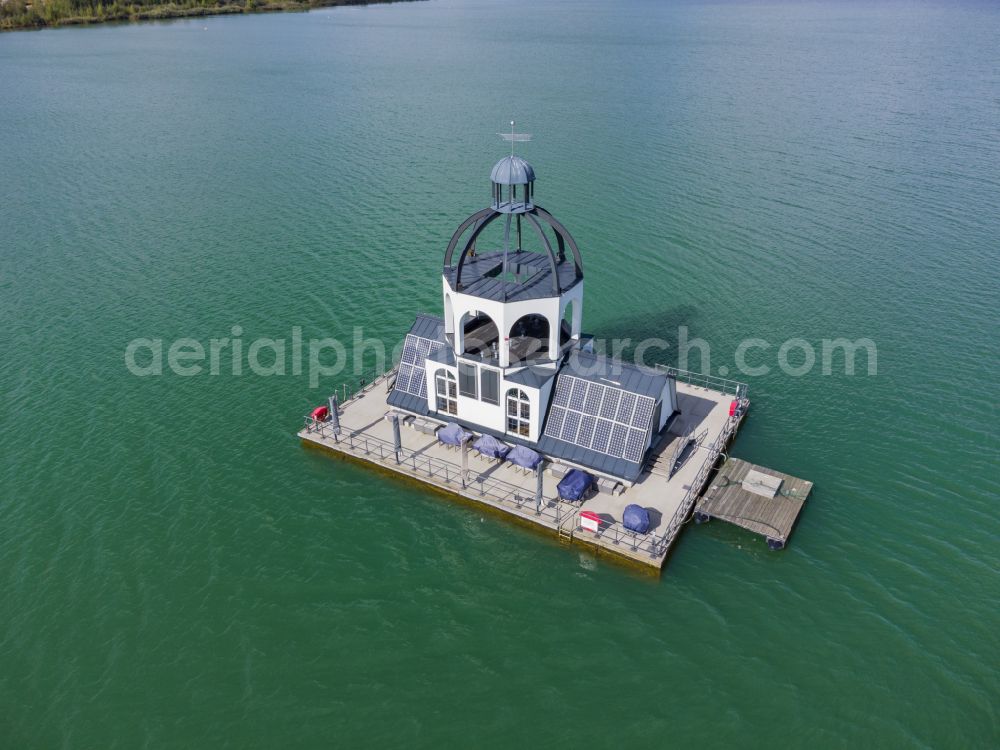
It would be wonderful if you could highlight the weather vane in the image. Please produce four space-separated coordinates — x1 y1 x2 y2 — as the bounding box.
498 120 531 158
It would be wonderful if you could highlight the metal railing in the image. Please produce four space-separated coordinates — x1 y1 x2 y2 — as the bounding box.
653 407 747 556
301 416 573 527
572 513 663 558
327 364 397 407
302 360 749 561
655 364 748 399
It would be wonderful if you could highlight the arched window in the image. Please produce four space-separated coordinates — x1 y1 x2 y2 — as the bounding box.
459 311 499 360
435 369 457 415
506 388 531 437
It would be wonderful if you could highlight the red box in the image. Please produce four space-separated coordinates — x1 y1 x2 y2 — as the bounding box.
580 511 601 533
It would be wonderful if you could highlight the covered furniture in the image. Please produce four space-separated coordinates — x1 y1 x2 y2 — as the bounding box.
473 434 510 459
622 504 651 534
557 469 594 502
508 444 543 470
437 422 472 446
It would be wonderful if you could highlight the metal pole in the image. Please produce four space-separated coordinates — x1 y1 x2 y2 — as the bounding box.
461 436 469 488
328 395 341 439
392 414 401 464
535 461 544 512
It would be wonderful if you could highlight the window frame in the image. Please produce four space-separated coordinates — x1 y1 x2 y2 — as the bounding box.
458 361 478 399
506 388 531 437
435 369 458 415
480 367 500 406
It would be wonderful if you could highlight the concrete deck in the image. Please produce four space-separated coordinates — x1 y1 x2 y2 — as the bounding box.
298 371 746 570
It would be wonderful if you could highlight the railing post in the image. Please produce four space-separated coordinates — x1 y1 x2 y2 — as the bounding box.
535 461 544 513
461 436 469 489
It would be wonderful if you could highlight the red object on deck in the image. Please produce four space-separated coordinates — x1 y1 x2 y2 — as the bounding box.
729 399 739 417
580 511 601 533
311 405 329 422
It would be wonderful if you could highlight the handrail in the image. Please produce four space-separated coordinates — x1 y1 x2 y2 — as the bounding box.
324 364 398 407
301 415 572 526
304 361 749 561
654 407 746 556
573 513 663 557
654 364 749 399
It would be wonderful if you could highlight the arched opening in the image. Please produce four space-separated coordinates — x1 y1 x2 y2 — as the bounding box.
506 389 531 437
561 301 576 346
444 294 454 337
435 369 457 415
508 314 551 364
460 311 499 361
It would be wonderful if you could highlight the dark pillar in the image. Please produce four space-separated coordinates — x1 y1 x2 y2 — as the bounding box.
391 414 401 464
535 461 545 512
461 435 469 488
328 395 341 438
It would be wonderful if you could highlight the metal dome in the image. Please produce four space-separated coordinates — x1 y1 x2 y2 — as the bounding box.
490 155 535 185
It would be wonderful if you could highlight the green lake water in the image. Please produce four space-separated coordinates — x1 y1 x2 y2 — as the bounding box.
1 1 998 746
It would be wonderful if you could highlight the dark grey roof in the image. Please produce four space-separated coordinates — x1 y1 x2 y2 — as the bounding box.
536 435 642 482
427 345 456 367
387 387 430 416
443 251 581 302
490 155 535 185
559 351 668 399
506 365 557 390
409 313 445 342
386 314 447 416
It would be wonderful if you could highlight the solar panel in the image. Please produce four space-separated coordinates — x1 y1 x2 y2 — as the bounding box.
592 419 613 453
542 374 658 465
584 384 604 414
624 429 646 463
599 388 620 420
561 411 581 443
616 392 636 424
577 415 596 448
395 364 413 393
545 405 566 436
392 334 441 400
552 378 572 407
631 397 654 428
608 424 628 458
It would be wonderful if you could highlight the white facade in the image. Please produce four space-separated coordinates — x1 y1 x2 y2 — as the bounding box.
442 280 584 368
424 360 553 443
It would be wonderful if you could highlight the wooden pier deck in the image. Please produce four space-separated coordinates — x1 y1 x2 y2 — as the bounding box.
298 369 748 571
694 458 812 549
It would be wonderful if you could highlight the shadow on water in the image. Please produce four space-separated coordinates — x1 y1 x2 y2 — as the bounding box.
586 305 701 368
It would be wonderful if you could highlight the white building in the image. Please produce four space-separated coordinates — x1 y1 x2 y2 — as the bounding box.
387 154 679 483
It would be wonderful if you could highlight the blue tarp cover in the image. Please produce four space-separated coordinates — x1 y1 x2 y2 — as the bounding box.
557 469 594 502
437 422 472 446
508 445 542 470
623 504 650 534
473 434 510 459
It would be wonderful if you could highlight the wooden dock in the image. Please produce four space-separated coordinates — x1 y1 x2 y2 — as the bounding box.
694 458 812 549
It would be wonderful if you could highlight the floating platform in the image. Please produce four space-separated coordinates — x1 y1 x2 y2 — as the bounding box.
695 458 812 549
299 368 748 571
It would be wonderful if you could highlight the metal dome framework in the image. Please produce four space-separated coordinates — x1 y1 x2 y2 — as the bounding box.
443 157 584 300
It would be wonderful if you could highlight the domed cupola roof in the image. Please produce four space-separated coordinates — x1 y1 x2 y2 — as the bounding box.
490 155 535 186
443 153 584 301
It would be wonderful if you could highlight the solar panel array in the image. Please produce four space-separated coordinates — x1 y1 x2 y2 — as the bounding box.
392 334 442 399
543 375 656 463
